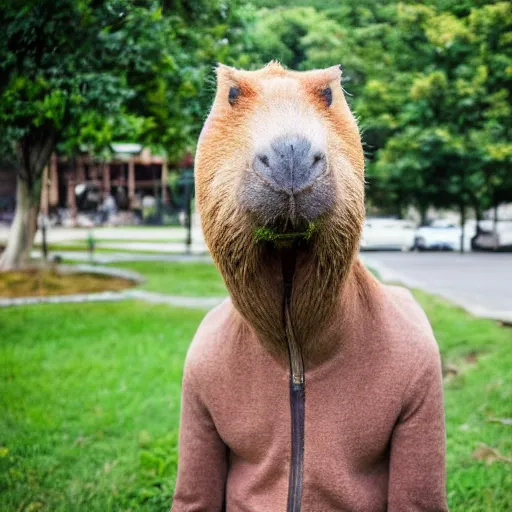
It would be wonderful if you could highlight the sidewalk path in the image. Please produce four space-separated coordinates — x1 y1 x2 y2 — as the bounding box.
31 249 213 264
92 241 207 253
0 288 225 309
125 290 224 309
0 225 188 243
360 252 512 324
3 226 209 254
7 251 511 324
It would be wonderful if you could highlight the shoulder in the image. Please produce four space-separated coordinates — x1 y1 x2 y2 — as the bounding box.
185 298 237 368
385 285 442 387
384 284 438 350
181 298 259 408
382 286 445 409
352 263 437 359
182 298 249 391
371 284 441 382
357 283 443 410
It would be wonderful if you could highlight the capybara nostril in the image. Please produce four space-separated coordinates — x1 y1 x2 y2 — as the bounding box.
252 135 327 194
258 155 270 168
312 153 324 166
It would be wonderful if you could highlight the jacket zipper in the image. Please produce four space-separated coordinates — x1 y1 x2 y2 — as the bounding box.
282 251 305 512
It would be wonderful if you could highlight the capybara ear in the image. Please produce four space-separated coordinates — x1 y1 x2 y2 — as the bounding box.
216 63 238 85
302 65 342 88
323 64 342 83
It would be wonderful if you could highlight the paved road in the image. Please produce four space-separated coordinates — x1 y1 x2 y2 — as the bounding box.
360 252 512 323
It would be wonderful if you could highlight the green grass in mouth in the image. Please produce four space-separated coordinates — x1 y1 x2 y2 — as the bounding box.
254 222 317 243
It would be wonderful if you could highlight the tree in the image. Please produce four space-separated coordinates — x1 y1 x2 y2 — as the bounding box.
308 0 511 247
0 0 158 268
0 0 252 270
3 0 509 268
257 0 511 241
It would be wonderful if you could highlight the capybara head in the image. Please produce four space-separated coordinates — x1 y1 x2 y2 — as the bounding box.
195 62 365 364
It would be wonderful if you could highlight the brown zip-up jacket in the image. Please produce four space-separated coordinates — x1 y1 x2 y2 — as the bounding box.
171 279 448 511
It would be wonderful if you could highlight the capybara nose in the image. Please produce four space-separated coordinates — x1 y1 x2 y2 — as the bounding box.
253 135 327 195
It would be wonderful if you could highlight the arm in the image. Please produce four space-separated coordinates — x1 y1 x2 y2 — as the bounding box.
171 361 228 512
388 346 448 511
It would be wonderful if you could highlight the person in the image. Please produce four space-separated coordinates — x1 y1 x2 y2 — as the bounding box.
172 63 448 512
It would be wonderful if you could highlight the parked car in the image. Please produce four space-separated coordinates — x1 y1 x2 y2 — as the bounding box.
360 218 416 251
414 220 473 251
472 220 512 251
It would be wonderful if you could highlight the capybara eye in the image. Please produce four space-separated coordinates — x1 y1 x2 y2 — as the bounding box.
228 86 241 105
321 87 333 107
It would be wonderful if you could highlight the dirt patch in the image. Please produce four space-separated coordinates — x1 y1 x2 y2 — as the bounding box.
464 350 480 364
442 349 487 382
0 268 134 298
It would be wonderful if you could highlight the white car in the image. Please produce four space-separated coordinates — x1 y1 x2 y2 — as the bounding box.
360 218 417 251
414 220 473 251
472 220 512 251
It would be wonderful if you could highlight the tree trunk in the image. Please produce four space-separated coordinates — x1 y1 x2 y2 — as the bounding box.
0 129 55 271
472 201 482 250
0 178 40 270
459 202 466 254
493 203 499 250
493 204 499 231
419 202 428 226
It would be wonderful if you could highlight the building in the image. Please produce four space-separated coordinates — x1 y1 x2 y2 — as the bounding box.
0 145 194 224
44 144 172 215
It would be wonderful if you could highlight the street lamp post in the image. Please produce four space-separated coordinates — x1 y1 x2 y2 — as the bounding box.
179 168 194 254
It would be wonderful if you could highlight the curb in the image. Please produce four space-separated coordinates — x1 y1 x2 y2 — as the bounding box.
0 291 129 308
31 249 213 264
58 263 145 284
125 290 225 309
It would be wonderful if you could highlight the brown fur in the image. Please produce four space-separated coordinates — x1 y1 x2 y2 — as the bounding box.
196 62 372 367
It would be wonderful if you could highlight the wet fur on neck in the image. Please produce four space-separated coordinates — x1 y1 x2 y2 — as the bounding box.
203 184 364 366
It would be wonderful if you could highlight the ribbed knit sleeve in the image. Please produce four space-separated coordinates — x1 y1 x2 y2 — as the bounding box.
171 358 228 512
388 341 448 511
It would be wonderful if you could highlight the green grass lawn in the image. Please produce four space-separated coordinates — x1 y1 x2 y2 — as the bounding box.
110 261 227 297
0 302 206 511
412 290 512 511
0 280 510 511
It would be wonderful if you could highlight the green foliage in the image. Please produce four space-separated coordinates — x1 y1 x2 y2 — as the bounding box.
0 0 256 266
246 0 512 220
2 0 510 220
1 1 132 156
0 0 253 162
